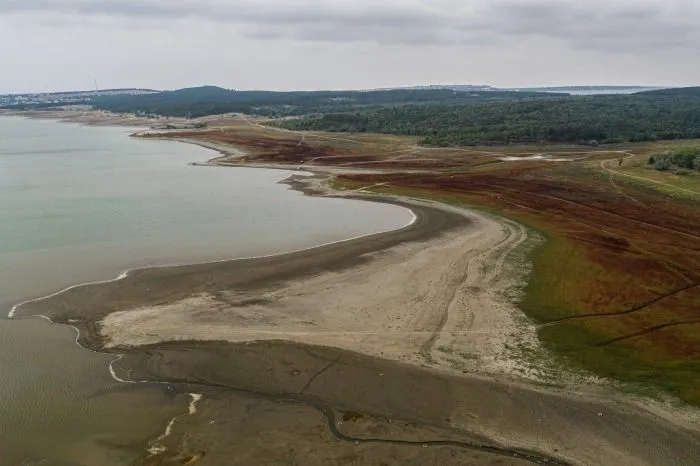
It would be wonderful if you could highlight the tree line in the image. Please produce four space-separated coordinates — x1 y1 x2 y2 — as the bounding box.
6 84 700 147
67 86 563 119
279 87 700 146
0 86 567 118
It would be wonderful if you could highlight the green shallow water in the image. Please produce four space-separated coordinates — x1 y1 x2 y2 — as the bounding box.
0 116 411 464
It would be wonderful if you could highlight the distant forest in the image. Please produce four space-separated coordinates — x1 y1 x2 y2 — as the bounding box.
88 86 564 118
4 85 700 146
1 86 564 116
279 87 700 146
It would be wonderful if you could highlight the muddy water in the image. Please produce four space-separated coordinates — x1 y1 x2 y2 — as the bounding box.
0 116 412 464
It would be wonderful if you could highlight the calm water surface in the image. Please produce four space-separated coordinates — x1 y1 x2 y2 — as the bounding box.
0 116 411 464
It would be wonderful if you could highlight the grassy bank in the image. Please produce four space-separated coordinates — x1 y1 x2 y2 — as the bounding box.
332 170 700 406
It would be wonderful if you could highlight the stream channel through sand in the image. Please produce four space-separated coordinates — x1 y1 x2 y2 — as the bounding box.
0 116 412 465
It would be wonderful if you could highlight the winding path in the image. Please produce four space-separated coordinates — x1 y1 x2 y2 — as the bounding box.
600 157 700 197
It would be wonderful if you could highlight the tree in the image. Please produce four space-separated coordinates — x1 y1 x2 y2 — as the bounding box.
653 157 672 171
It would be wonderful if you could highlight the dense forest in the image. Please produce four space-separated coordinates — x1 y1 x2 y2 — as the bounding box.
85 86 564 117
4 85 700 146
279 87 700 146
0 86 563 117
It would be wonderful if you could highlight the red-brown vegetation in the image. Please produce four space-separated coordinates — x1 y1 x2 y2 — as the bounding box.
148 125 700 403
338 165 700 403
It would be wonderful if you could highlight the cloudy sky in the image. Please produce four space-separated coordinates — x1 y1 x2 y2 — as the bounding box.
1 0 699 93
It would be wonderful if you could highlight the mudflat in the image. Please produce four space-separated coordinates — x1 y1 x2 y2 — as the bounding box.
15 179 700 465
124 340 700 466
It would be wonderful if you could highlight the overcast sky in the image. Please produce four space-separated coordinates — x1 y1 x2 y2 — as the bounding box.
1 0 699 93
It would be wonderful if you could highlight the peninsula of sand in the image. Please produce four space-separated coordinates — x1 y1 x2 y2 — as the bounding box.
9 109 700 466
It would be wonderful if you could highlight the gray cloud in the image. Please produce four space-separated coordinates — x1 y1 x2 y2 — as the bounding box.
3 0 698 51
491 1 700 51
3 1 446 27
1 0 699 94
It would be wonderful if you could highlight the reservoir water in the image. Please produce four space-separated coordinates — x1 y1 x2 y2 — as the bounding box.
0 116 412 464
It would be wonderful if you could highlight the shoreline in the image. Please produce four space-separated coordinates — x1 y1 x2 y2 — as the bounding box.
6 110 700 465
0 108 180 128
8 190 418 320
12 193 461 348
6 110 418 322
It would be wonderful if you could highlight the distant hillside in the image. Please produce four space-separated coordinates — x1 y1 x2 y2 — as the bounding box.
374 84 497 92
508 86 669 95
373 85 673 95
48 86 567 118
637 86 700 97
517 85 661 91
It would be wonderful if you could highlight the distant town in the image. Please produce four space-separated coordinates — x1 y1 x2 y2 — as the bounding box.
0 89 156 107
0 85 669 109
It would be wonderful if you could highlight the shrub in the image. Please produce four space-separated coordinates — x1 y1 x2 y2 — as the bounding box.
653 157 672 171
650 147 700 171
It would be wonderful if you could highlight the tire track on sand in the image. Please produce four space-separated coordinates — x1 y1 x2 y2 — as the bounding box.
420 214 527 362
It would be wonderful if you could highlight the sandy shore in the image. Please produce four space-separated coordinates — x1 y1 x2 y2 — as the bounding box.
8 111 700 465
0 108 179 127
99 198 535 377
